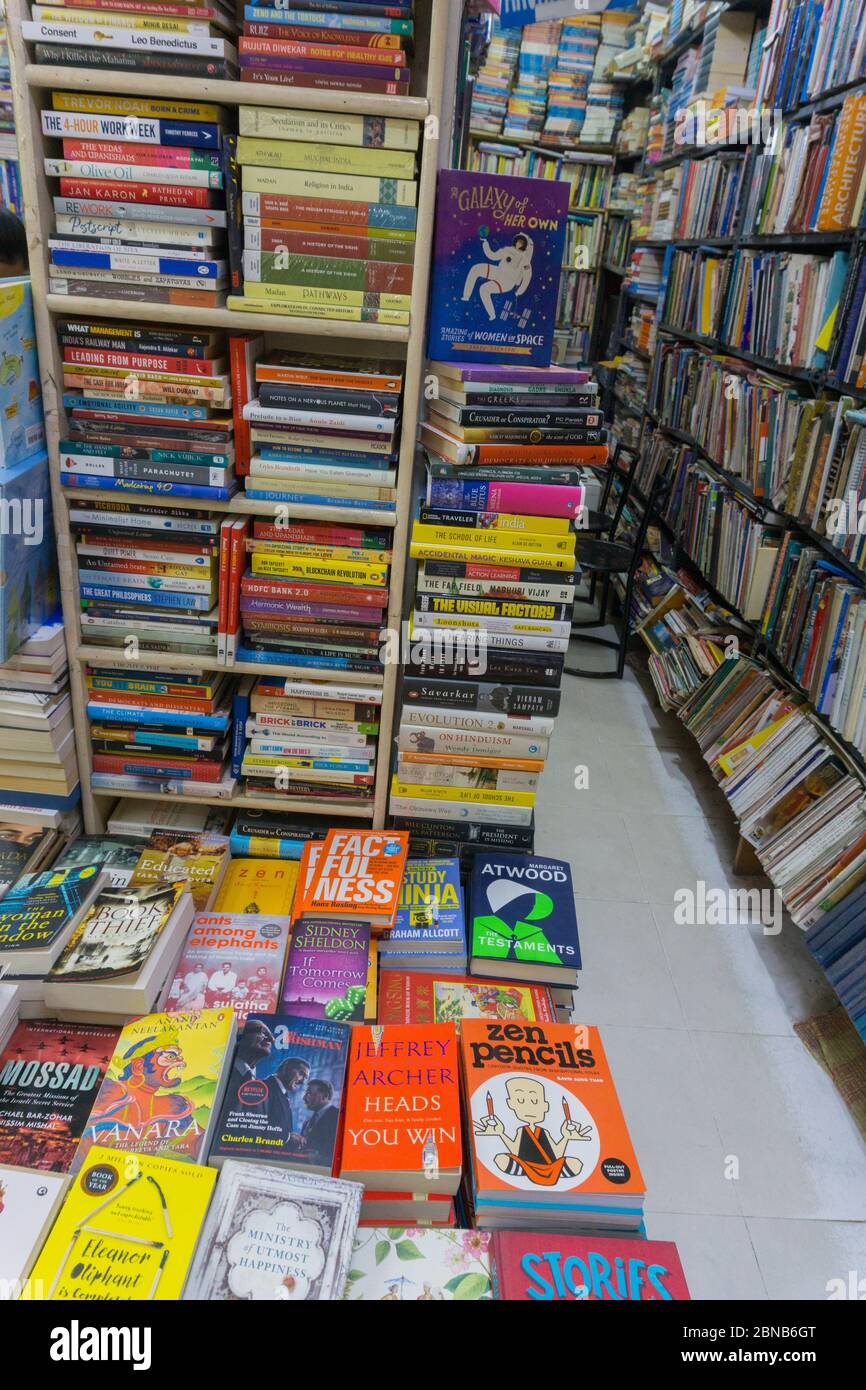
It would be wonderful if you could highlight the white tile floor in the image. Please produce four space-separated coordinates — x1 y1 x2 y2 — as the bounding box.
540 639 866 1300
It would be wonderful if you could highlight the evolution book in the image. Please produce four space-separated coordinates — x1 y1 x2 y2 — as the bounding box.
491 1232 690 1301
161 910 291 1021
30 1146 216 1301
378 970 556 1028
340 1023 462 1194
209 1011 350 1176
184 1159 362 1300
427 171 569 368
0 1166 69 1300
0 1020 119 1173
297 828 409 929
346 1226 492 1301
0 864 105 975
469 852 580 987
281 919 373 1024
73 1008 237 1169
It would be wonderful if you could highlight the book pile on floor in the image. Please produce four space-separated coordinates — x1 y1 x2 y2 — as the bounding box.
468 18 521 135
41 92 231 305
226 104 419 324
237 0 413 93
23 3 238 79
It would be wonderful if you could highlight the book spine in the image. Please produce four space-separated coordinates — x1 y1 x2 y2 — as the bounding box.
24 20 231 54
226 519 248 664
243 249 412 295
92 753 224 780
241 165 415 207
52 248 224 277
240 190 416 230
62 348 224 375
240 66 408 95
47 158 224 188
35 5 213 33
51 90 221 120
60 141 221 172
243 6 413 33
66 455 228 485
222 132 243 296
79 580 215 608
244 225 413 262
54 195 228 226
63 472 232 500
217 516 233 664
57 177 214 208
36 41 232 77
231 678 251 777
229 332 264 476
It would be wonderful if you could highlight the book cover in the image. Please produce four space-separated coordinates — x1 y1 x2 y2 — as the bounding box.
491 1231 690 1301
0 863 104 972
183 1159 361 1300
281 919 372 1023
384 858 465 954
48 880 188 982
427 171 569 367
209 1011 350 1175
74 1008 235 1167
0 824 53 897
345 1226 492 1300
29 1146 216 1300
128 831 230 911
470 852 581 984
377 970 557 1027
0 1020 119 1172
213 857 300 913
299 829 409 927
0 1166 69 1300
162 910 291 1020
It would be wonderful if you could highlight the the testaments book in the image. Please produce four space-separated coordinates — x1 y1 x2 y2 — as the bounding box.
427 171 569 368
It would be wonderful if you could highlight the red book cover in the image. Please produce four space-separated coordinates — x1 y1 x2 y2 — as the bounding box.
237 36 407 67
217 516 233 661
58 178 214 208
87 689 217 715
63 347 225 376
242 578 389 607
92 753 224 781
226 517 249 662
298 828 409 928
229 332 264 475
253 520 384 548
378 971 557 1027
491 1232 691 1301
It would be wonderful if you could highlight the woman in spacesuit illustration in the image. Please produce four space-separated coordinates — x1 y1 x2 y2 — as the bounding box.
461 232 534 321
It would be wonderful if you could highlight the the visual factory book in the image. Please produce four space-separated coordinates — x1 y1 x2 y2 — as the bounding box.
29 1146 217 1302
491 1231 690 1301
0 1166 69 1300
72 1008 237 1170
470 852 580 987
184 1160 362 1301
0 864 105 975
209 1011 350 1177
346 1226 493 1301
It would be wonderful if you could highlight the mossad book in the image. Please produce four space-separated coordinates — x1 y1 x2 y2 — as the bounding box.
427 171 569 368
470 852 580 987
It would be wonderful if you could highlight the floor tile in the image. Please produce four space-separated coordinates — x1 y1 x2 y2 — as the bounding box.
572 898 686 1029
623 811 765 905
643 1213 767 1300
745 1218 866 1301
534 805 647 901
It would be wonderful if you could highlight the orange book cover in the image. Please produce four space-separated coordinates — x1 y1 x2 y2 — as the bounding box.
299 829 409 928
460 1020 644 1206
339 1022 462 1191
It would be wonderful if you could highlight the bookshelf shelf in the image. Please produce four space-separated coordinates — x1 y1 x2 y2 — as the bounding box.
75 644 386 685
88 783 377 817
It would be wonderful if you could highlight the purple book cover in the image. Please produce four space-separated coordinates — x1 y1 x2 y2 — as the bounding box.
281 918 371 1024
427 170 569 368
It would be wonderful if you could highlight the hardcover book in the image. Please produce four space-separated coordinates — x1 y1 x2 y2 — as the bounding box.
73 1008 236 1168
0 1166 69 1300
51 834 145 887
345 1226 492 1301
128 830 231 911
30 1146 216 1301
183 1159 362 1300
427 171 569 368
161 910 291 1021
280 918 373 1023
377 970 556 1028
0 1020 119 1172
209 1011 350 1176
469 852 581 987
491 1231 691 1301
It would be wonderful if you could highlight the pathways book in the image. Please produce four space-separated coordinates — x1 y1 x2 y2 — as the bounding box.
491 1231 690 1301
469 852 581 987
346 1226 492 1301
427 170 569 368
162 910 291 1022
0 1166 69 1300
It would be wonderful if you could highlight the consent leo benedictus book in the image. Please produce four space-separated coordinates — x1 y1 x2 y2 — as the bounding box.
469 852 581 988
426 170 569 368
491 1231 690 1302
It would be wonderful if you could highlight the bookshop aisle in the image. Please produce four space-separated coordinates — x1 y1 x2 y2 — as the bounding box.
543 651 866 1300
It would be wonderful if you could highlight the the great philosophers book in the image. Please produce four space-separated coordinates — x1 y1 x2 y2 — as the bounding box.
426 170 569 368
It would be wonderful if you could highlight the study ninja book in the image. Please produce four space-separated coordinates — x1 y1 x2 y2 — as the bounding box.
427 171 568 368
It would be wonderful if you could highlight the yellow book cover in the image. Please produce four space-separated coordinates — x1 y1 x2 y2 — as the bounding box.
244 554 388 585
227 294 409 325
390 778 535 808
52 91 221 121
241 165 417 206
61 364 228 389
250 550 389 578
29 1146 216 1300
241 281 410 311
36 6 209 32
716 712 794 776
214 858 300 914
235 136 415 180
365 939 377 1023
411 523 574 555
409 541 575 573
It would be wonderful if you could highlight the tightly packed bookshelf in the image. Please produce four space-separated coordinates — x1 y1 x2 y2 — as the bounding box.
5 0 449 832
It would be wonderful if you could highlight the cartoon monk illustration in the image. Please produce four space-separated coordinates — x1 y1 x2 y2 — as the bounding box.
474 1077 592 1186
462 233 534 321
83 1020 195 1148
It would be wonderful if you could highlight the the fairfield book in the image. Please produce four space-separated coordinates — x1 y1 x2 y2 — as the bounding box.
281 919 373 1024
491 1232 690 1301
298 829 409 930
161 911 291 1021
469 852 581 987
378 858 466 970
209 1011 350 1176
427 171 569 368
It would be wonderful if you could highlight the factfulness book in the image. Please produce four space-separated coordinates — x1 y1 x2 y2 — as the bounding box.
426 171 569 368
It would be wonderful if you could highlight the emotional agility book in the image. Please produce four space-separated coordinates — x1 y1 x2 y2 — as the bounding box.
427 171 569 368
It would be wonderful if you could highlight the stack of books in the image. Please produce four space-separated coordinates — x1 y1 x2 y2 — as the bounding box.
673 153 746 240
237 0 413 93
469 19 521 135
42 93 231 305
504 20 559 140
718 249 849 369
740 98 866 238
226 104 418 324
755 0 866 111
23 4 237 79
617 105 651 156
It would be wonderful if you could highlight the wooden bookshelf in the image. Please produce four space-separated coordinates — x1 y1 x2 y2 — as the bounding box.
6 0 449 832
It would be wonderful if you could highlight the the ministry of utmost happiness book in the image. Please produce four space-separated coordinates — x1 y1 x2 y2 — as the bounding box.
0 1020 118 1173
71 1009 237 1172
30 1146 216 1302
377 970 557 1028
339 1023 462 1194
0 863 105 975
209 1012 350 1177
345 1226 493 1301
184 1160 362 1302
297 829 409 930
213 857 300 915
280 917 373 1024
490 1232 691 1301
0 1166 69 1300
160 911 291 1022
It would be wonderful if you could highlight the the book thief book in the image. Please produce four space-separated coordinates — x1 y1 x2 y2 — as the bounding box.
426 170 569 367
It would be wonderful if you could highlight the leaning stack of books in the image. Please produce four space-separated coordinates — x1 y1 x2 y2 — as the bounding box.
238 0 413 93
226 104 419 324
23 4 237 79
468 19 521 135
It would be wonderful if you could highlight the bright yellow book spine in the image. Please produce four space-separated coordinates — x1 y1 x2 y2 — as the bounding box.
412 523 574 555
37 6 209 32
250 550 389 575
236 136 416 180
241 281 410 311
226 293 409 326
241 165 417 206
247 555 388 585
391 778 536 807
52 90 221 121
409 541 575 572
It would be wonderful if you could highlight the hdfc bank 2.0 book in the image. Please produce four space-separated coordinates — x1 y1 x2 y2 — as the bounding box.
298 828 409 929
491 1231 690 1301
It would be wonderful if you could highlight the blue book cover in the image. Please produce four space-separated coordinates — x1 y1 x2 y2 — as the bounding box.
63 393 210 421
50 250 224 279
388 857 466 949
209 1011 350 1174
242 489 395 511
0 279 46 468
79 581 213 610
231 678 252 779
61 472 233 500
86 702 229 731
0 451 58 661
427 170 569 368
470 851 580 982
0 863 101 962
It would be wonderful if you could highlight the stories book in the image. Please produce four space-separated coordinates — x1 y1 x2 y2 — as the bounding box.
491 1231 690 1301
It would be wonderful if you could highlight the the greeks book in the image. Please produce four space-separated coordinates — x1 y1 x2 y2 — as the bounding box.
30 1146 216 1301
427 171 569 368
469 852 580 987
298 828 409 929
491 1232 690 1301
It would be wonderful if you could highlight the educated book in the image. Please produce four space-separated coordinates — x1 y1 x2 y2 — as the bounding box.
469 852 581 988
0 1166 69 1300
30 1146 216 1301
427 171 569 368
491 1232 690 1301
161 910 291 1021
297 828 409 929
378 970 557 1028
346 1226 492 1301
213 856 300 914
0 1020 119 1173
280 918 373 1024
128 830 230 911
209 1011 350 1176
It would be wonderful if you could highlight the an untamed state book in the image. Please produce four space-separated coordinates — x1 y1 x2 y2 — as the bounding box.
427 170 569 368
74 1008 236 1168
491 1232 691 1302
299 828 409 928
163 911 290 1021
346 1227 492 1301
281 918 372 1024
30 1146 216 1301
378 970 556 1028
0 1020 119 1172
48 880 187 981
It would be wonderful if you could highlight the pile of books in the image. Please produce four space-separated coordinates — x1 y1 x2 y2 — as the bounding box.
740 97 866 238
238 0 413 93
0 634 80 818
718 249 848 369
226 104 419 324
42 92 231 306
616 105 651 156
542 14 600 140
672 153 746 240
23 3 237 79
469 19 521 135
504 20 559 140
